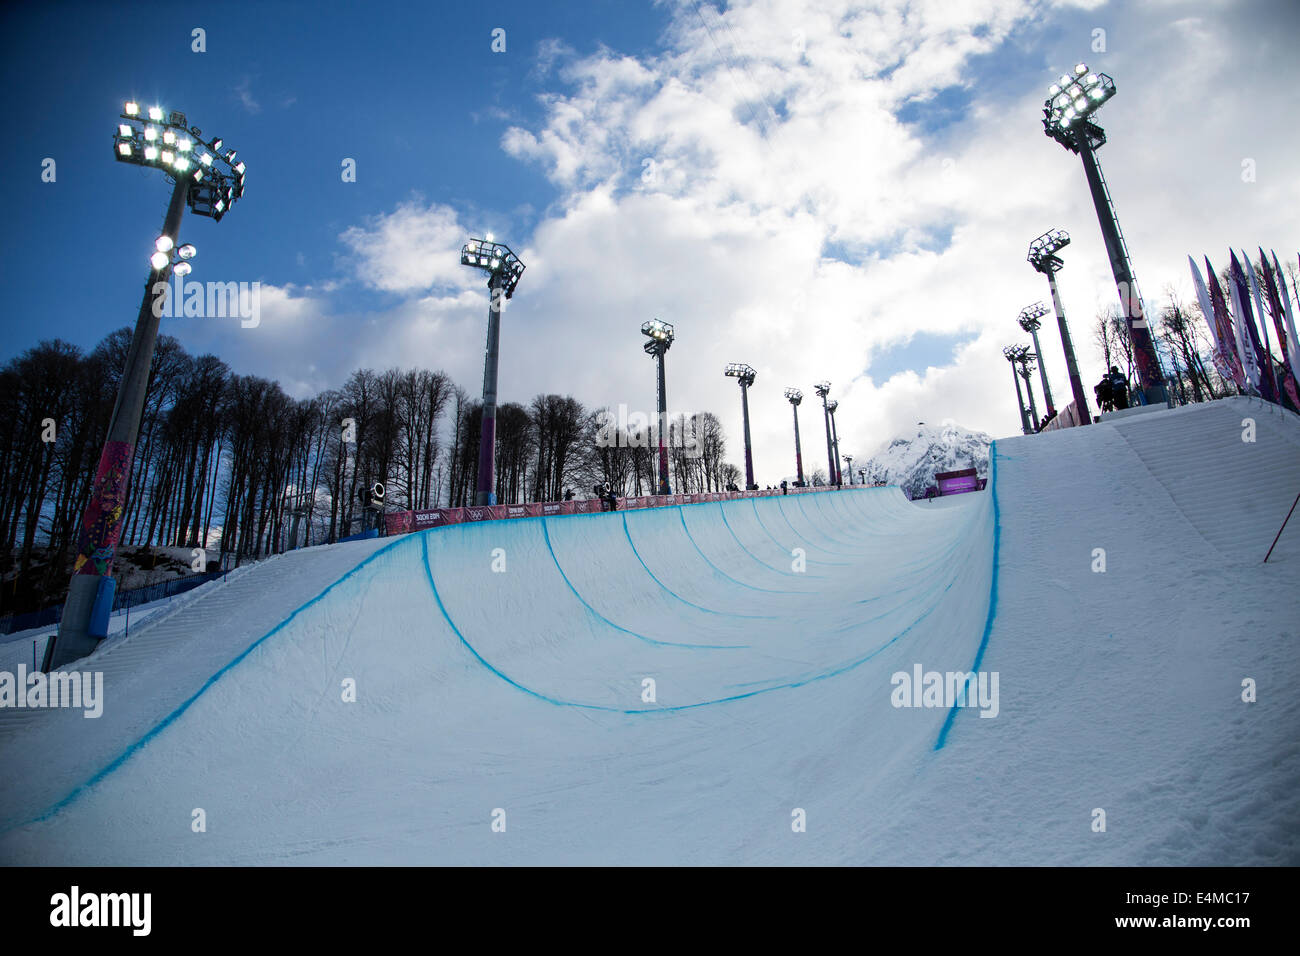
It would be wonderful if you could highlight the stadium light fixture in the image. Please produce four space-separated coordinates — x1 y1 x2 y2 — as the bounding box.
724 364 758 490
642 319 675 495
1002 346 1033 435
1013 347 1041 431
784 387 805 486
1027 229 1091 425
461 236 527 506
46 101 248 671
1018 302 1056 416
1041 64 1165 403
813 381 838 485
113 103 246 222
157 240 197 277
826 399 843 486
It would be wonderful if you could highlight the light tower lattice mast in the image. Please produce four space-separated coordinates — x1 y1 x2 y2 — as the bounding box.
724 363 758 490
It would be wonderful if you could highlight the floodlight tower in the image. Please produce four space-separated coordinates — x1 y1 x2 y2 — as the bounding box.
1002 346 1033 435
1027 228 1092 425
46 101 247 671
842 454 854 485
1018 303 1056 416
783 388 805 486
814 382 837 485
641 319 675 495
461 235 526 507
1042 63 1165 404
724 364 758 490
827 399 843 486
1016 349 1041 431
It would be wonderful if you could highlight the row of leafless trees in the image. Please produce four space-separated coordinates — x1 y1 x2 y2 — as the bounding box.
1 328 740 611
1092 291 1236 403
1092 255 1299 406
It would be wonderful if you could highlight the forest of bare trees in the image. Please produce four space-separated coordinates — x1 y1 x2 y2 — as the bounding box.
0 329 739 614
1090 254 1295 406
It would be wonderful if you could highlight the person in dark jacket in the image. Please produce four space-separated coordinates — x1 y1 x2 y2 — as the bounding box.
1094 374 1114 412
1108 366 1130 409
593 482 617 511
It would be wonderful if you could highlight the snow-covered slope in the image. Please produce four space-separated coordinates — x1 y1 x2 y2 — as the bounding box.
0 534 395 828
862 421 991 499
1 397 1296 865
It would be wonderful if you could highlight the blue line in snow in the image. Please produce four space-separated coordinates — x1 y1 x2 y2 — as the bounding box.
423 533 952 715
540 518 740 649
791 494 862 555
1 533 418 834
677 507 796 594
934 441 1000 751
748 496 798 556
621 513 775 620
773 497 836 559
717 501 827 580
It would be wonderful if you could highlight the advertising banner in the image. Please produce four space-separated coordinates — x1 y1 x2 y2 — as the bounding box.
381 482 878 538
1041 399 1084 431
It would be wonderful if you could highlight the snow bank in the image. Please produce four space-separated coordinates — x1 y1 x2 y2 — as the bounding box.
1 397 1295 865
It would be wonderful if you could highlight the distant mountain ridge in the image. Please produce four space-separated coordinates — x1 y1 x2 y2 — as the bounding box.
861 422 991 499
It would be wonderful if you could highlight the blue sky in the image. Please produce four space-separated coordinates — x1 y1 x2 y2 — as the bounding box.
1 0 668 343
3 0 1298 481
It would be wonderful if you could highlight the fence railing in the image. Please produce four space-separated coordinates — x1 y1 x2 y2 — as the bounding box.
2 485 873 634
384 483 873 536
0 568 227 636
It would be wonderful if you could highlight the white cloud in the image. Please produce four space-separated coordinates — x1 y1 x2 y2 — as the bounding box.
235 77 261 115
488 0 1299 473
339 200 481 295
277 0 1299 485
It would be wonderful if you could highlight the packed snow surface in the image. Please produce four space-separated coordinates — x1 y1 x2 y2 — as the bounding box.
1 397 1296 865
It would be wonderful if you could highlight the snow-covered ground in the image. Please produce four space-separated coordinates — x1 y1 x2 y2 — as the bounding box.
0 397 1296 865
0 596 177 673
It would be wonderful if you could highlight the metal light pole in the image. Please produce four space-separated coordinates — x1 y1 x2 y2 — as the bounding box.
45 102 246 670
1003 346 1032 435
1017 350 1041 431
461 236 526 507
642 319 675 495
1028 229 1091 425
827 399 843 486
842 454 854 485
1018 304 1055 416
724 364 758 490
1042 64 1165 404
814 382 835 485
784 388 804 486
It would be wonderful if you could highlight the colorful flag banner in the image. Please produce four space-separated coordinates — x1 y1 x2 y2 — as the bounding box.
1229 251 1270 399
1190 256 1244 390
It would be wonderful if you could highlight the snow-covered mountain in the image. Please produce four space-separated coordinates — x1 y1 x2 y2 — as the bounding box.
861 422 991 499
